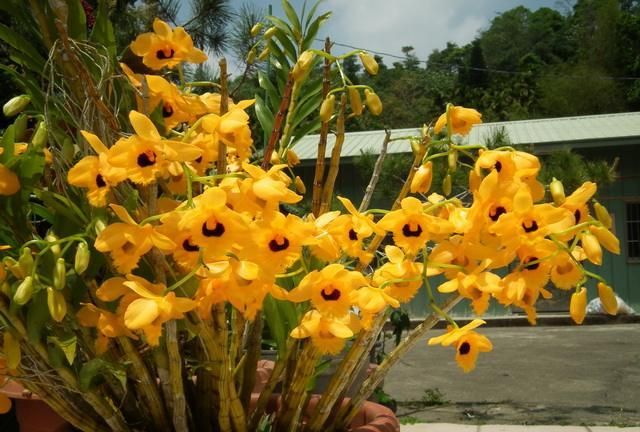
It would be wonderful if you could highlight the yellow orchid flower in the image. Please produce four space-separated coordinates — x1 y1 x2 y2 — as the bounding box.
434 105 482 136
122 275 196 345
438 260 503 316
377 197 454 255
372 245 425 303
95 204 176 274
287 264 368 317
77 303 137 354
241 162 301 207
107 111 202 185
290 310 361 354
569 287 587 325
454 331 493 373
326 197 382 263
130 18 207 70
0 163 19 196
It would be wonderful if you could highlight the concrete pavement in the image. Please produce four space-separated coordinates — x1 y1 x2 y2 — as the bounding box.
382 324 640 427
401 425 640 431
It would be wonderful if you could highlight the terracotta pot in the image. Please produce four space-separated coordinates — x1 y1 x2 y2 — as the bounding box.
0 381 71 432
253 361 398 431
249 392 399 432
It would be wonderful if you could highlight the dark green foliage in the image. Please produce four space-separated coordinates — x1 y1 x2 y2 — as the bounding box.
539 149 617 195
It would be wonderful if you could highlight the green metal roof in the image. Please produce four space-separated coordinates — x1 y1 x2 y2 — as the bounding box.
293 111 640 161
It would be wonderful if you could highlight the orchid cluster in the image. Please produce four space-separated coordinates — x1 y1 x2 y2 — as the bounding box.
0 8 619 432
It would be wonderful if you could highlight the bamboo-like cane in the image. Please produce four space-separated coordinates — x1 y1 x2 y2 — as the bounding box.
273 341 320 431
0 296 131 431
318 94 347 215
166 320 189 431
311 38 333 217
217 58 229 175
335 295 463 430
262 74 295 169
239 312 262 411
117 337 170 431
358 129 391 212
304 310 389 432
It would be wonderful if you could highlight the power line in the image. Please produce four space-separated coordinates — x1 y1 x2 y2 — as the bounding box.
317 38 640 81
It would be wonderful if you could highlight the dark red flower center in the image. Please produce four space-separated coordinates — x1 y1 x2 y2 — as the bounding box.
202 220 225 237
95 174 106 188
458 341 471 355
269 237 290 252
162 103 174 118
495 161 502 172
348 229 358 241
182 238 199 252
522 220 539 233
321 287 341 301
523 256 539 271
402 223 423 237
156 48 175 60
489 206 507 222
574 209 581 224
137 150 157 168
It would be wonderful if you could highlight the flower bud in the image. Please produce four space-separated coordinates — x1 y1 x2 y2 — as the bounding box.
581 232 602 265
448 151 458 172
291 50 315 81
270 150 281 165
258 47 270 61
246 48 256 64
593 201 612 229
94 219 107 235
358 52 379 75
250 22 263 37
589 225 619 255
263 27 277 39
294 176 306 194
3 95 31 117
1 281 10 296
319 94 335 122
286 149 300 166
410 162 433 194
3 257 24 279
0 164 20 196
569 286 587 324
442 174 452 196
348 87 363 115
14 276 34 305
74 243 90 275
53 258 66 290
47 286 67 322
364 89 382 116
597 282 617 315
18 248 33 275
45 232 61 257
3 332 21 370
410 138 423 156
549 178 565 206
31 121 48 149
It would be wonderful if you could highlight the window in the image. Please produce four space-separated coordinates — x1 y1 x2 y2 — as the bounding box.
627 202 640 260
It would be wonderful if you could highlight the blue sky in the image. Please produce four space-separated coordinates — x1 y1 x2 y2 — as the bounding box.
180 0 569 74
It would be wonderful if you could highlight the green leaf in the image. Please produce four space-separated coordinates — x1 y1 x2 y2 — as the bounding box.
302 12 331 50
66 0 87 40
26 291 49 343
90 0 116 59
258 71 280 108
281 0 302 37
0 65 45 108
0 24 46 73
1 126 16 165
291 93 322 132
273 28 298 63
266 15 295 40
304 0 324 30
254 95 274 137
79 359 128 392
48 334 77 365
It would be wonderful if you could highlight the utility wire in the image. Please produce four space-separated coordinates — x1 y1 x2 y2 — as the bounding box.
317 38 640 81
